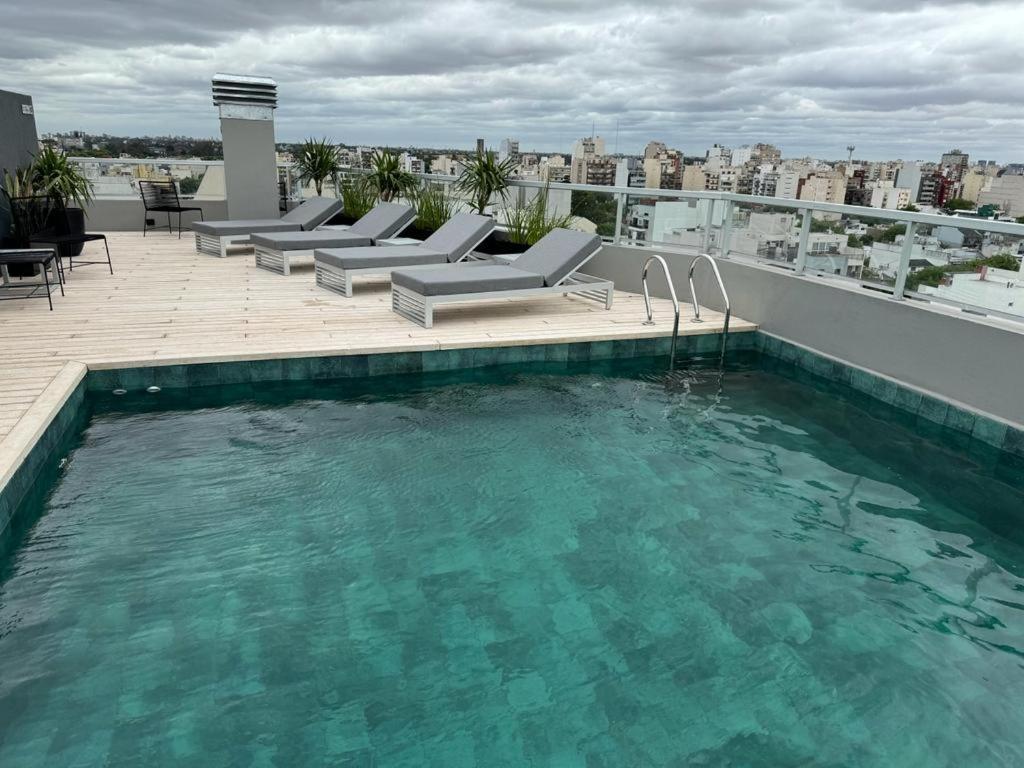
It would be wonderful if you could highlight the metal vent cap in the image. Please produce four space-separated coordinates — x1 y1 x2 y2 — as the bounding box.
212 73 277 108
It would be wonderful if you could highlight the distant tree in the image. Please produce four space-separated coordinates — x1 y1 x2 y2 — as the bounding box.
905 254 1021 291
987 253 1020 270
808 217 843 233
943 198 975 211
900 203 920 212
876 223 905 243
847 234 863 248
570 191 617 237
1016 216 1024 224
179 176 201 195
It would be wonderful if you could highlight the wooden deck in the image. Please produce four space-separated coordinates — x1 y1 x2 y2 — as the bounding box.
0 233 752 483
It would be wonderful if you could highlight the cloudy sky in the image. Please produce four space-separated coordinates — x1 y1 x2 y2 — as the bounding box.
4 0 1022 161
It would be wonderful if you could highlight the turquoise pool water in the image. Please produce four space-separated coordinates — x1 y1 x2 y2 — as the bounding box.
1 358 1023 767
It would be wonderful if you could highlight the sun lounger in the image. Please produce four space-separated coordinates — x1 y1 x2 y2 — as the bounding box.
251 202 416 275
390 228 611 327
313 212 494 296
191 196 343 258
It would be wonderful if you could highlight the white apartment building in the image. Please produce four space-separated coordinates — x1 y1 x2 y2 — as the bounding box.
731 145 753 166
571 136 605 159
499 139 519 162
869 184 912 210
776 170 805 200
400 152 424 174
895 162 923 201
429 154 463 177
799 171 846 206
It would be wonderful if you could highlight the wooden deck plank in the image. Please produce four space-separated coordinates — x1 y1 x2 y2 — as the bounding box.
0 233 754 453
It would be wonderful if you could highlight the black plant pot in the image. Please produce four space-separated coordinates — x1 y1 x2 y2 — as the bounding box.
400 225 435 242
475 231 526 257
60 207 86 258
325 211 358 226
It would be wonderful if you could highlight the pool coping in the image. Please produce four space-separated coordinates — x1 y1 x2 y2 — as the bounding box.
3 328 1023 539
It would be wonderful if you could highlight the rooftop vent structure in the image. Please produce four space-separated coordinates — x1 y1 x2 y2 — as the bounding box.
211 73 279 218
211 74 277 120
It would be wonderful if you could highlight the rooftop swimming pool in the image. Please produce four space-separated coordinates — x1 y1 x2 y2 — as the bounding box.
1 354 1022 767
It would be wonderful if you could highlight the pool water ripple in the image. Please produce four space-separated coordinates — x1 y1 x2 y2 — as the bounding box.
0 364 1022 767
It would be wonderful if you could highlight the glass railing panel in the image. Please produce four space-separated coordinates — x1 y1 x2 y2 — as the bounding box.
904 225 1024 318
618 191 715 251
69 158 222 200
724 201 802 267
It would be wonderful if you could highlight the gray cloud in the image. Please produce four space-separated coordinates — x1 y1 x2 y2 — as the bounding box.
3 0 1021 161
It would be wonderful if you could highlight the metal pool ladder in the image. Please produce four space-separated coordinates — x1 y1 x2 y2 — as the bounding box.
689 253 732 362
641 255 680 362
641 253 732 365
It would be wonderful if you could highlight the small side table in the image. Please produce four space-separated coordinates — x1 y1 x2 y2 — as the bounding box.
0 249 64 310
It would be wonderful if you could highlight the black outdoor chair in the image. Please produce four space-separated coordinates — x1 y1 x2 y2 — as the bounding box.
139 179 204 238
6 194 112 276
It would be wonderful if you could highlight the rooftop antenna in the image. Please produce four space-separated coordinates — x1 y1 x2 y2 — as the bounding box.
847 144 855 164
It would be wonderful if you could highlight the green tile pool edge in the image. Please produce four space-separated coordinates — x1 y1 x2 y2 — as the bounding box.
4 329 1023 542
753 331 1024 458
0 379 88 548
82 334 752 393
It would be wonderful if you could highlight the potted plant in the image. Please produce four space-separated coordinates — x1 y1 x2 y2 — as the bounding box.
456 149 515 215
364 149 416 202
503 186 574 247
404 181 456 240
13 147 94 259
333 176 376 225
294 137 342 196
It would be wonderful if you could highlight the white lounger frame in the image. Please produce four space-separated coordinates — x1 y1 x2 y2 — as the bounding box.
313 229 493 296
254 222 421 277
195 232 255 259
391 247 613 328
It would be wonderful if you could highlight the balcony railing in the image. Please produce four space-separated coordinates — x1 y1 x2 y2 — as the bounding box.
68 156 1024 324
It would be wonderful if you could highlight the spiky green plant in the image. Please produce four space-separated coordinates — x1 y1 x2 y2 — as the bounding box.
413 182 456 233
30 147 93 207
365 149 416 202
503 187 574 245
456 150 516 214
2 166 38 199
294 137 342 196
339 176 376 220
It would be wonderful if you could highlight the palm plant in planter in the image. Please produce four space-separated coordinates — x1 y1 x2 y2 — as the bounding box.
504 187 575 247
294 137 342 196
365 150 416 202
339 176 376 223
408 182 456 239
456 150 515 215
21 147 94 257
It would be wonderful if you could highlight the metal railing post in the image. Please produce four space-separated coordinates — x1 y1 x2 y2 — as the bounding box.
701 199 716 252
719 200 734 257
794 208 812 273
892 221 918 299
613 191 626 245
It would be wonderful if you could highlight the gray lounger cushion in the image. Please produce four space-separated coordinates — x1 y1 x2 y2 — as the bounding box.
391 264 544 296
314 245 447 270
280 196 345 230
509 229 602 286
347 203 415 240
421 213 495 261
192 219 300 237
251 230 373 250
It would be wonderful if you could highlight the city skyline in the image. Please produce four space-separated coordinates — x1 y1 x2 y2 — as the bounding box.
6 0 1023 162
